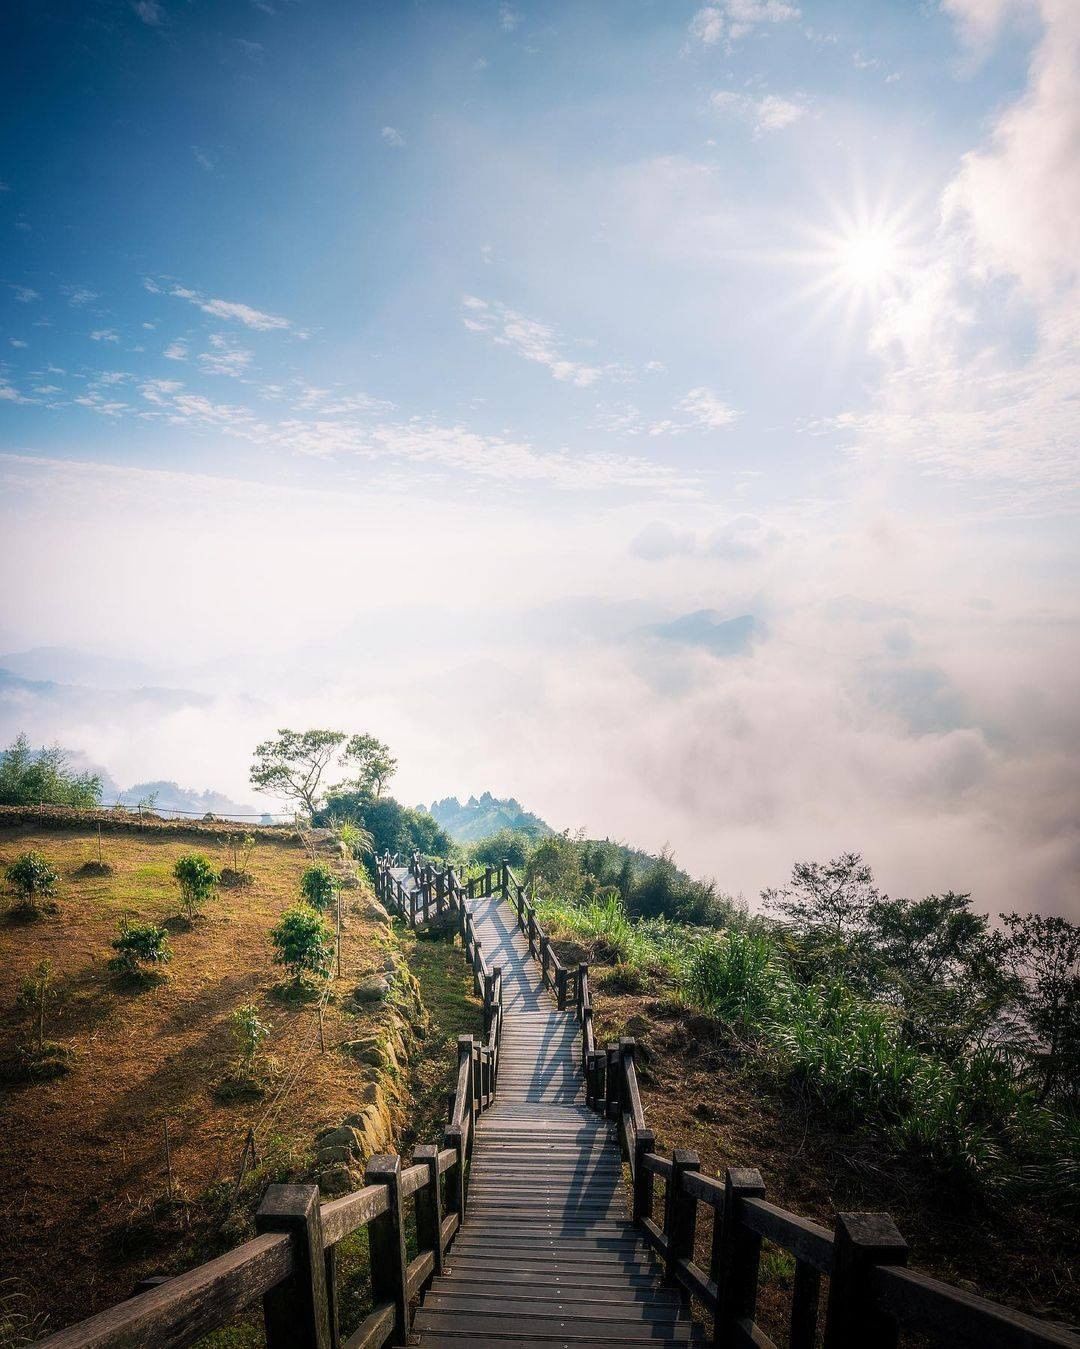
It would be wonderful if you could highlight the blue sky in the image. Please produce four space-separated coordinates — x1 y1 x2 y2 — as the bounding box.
1 0 1077 914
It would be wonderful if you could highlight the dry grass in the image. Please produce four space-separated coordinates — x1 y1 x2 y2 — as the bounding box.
0 823 393 1340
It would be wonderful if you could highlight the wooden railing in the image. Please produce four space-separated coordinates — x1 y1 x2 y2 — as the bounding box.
586 1035 1080 1348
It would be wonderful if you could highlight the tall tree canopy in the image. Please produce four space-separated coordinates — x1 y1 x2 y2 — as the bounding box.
249 728 395 818
0 734 102 809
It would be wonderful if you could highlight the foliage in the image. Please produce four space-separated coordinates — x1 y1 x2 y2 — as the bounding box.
300 862 338 912
109 919 172 978
763 851 880 938
17 961 53 1051
341 733 397 799
226 833 256 872
5 851 60 913
998 912 1080 1106
249 728 395 818
468 828 531 869
231 1002 271 1077
335 819 374 862
172 853 218 920
0 733 102 809
428 791 552 845
318 790 451 862
270 904 333 984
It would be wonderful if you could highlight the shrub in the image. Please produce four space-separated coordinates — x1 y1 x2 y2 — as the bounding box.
110 920 172 979
300 862 337 912
5 851 60 914
172 853 218 921
680 931 782 1030
231 1002 271 1079
271 904 333 985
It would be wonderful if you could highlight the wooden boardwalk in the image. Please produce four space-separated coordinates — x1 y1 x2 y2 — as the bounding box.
412 890 703 1346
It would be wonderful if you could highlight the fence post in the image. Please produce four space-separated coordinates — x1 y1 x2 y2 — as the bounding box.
713 1168 766 1346
414 1143 444 1278
458 1035 476 1146
605 1043 620 1120
483 865 492 896
823 1213 908 1349
633 1127 656 1223
365 1154 408 1346
501 857 510 893
555 966 567 1010
664 1150 700 1287
444 1122 466 1220
515 882 525 929
436 868 445 914
540 933 550 987
255 1183 331 1349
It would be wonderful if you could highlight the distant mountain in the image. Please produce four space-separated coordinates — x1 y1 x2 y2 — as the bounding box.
642 610 758 656
427 793 554 844
115 780 267 820
0 646 161 689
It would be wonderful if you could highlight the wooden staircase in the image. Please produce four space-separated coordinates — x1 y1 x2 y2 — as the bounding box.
412 893 703 1345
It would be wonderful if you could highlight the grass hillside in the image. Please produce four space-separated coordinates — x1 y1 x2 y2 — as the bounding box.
0 822 400 1340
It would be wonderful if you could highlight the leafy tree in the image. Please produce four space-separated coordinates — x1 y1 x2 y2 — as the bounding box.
999 912 1080 1104
469 828 531 869
526 833 585 901
173 853 218 921
109 920 171 978
300 862 337 912
6 851 60 913
231 1002 271 1077
342 734 397 798
271 904 334 984
0 734 102 808
763 852 880 938
250 729 348 817
17 961 53 1051
318 790 451 861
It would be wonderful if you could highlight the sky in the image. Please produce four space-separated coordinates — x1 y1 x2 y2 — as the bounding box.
1 0 1077 916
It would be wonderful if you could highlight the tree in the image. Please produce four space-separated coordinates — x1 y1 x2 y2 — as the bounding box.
173 853 218 921
109 920 172 979
0 734 102 809
249 729 348 818
6 851 60 913
342 734 397 799
271 904 334 984
526 833 585 901
317 790 451 861
231 1002 271 1078
300 862 337 912
763 852 880 938
999 912 1080 1104
470 828 531 870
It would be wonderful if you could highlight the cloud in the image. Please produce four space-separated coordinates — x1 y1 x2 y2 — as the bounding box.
380 126 406 147
499 4 521 31
197 333 253 378
89 328 120 343
689 0 799 48
462 296 609 387
163 340 188 360
9 339 27 349
711 90 806 133
169 284 292 331
132 0 164 24
65 287 98 307
192 147 216 172
678 387 739 429
11 285 38 303
630 514 779 561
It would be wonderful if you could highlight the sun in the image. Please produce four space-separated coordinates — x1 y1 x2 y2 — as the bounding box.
838 227 903 290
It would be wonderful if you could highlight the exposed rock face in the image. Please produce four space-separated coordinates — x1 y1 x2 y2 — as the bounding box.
354 975 390 1004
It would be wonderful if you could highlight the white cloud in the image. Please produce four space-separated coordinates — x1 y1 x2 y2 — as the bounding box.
679 387 739 429
712 89 806 133
132 0 164 24
462 296 608 387
163 340 188 360
89 328 120 343
169 284 292 331
9 338 27 349
381 126 406 148
65 286 98 307
499 5 521 31
198 333 254 378
690 0 799 47
11 285 38 303
192 146 216 172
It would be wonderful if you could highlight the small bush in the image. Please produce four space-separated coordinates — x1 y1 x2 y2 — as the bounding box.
5 851 60 914
172 853 218 921
271 904 333 985
110 920 172 980
300 862 337 912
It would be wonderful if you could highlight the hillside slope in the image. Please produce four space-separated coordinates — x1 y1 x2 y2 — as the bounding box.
427 791 553 843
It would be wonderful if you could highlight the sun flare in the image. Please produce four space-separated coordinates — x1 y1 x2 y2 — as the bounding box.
839 228 902 289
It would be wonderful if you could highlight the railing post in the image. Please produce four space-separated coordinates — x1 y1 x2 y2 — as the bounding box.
605 1043 620 1119
633 1127 656 1223
414 1143 444 1277
472 1040 482 1115
713 1167 766 1346
823 1213 908 1349
555 966 567 1010
515 882 525 929
365 1154 408 1346
664 1150 700 1287
444 1121 466 1220
501 857 510 893
577 962 588 1015
484 865 493 896
527 904 537 956
255 1183 331 1349
436 868 445 914
459 1035 476 1145
540 933 550 987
